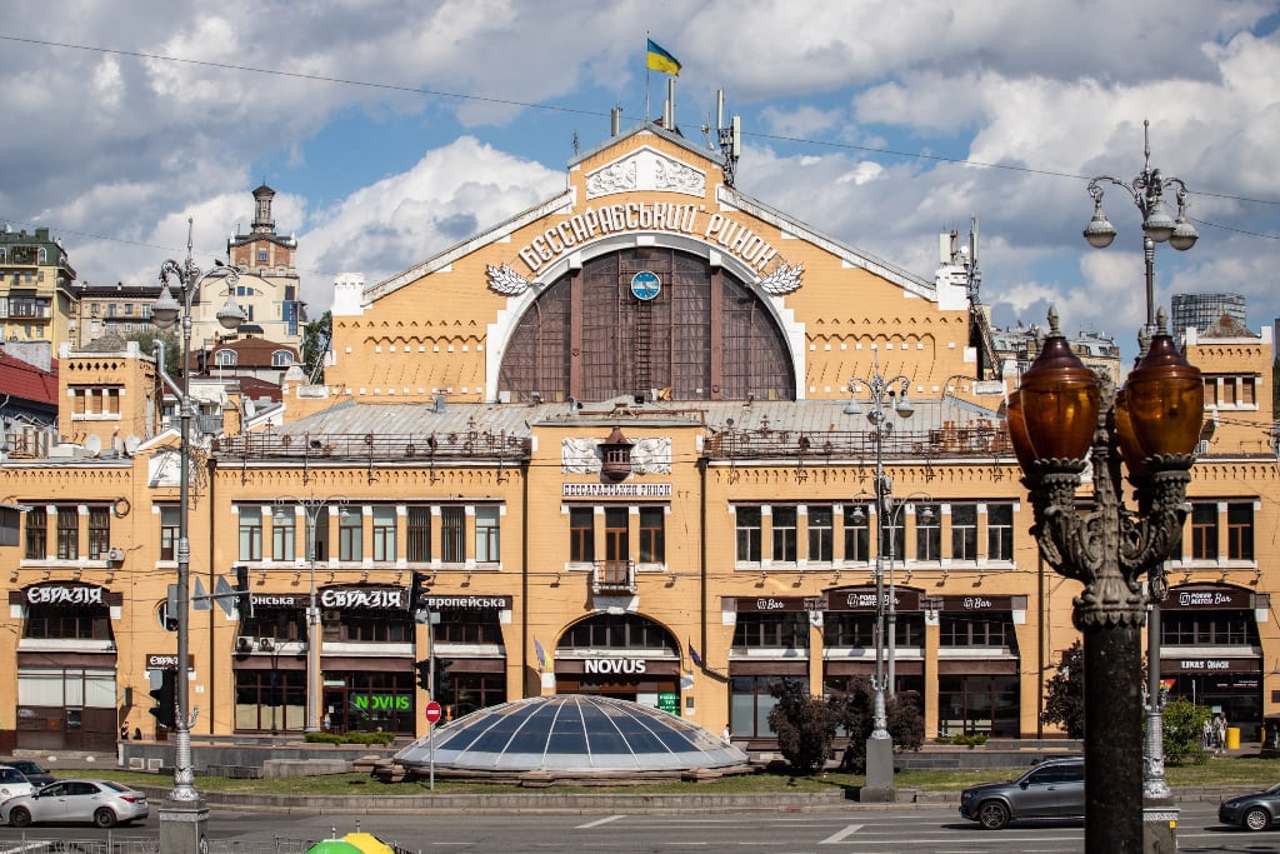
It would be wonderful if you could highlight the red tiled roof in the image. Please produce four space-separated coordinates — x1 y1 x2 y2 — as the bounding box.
190 337 299 369
236 375 283 403
0 353 58 406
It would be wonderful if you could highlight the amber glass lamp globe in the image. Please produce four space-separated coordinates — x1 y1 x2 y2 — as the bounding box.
1018 311 1100 463
1114 389 1151 482
1005 390 1038 476
1123 329 1204 459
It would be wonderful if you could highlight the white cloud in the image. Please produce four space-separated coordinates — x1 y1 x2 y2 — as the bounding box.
760 105 843 137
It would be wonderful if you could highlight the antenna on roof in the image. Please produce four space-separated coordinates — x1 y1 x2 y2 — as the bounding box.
571 130 580 156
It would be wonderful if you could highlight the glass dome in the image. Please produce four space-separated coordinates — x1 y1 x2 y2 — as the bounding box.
395 695 748 774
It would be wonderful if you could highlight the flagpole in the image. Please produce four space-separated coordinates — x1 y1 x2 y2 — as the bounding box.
644 32 651 122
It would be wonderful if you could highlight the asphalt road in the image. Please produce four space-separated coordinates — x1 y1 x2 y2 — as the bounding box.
1 803 1277 853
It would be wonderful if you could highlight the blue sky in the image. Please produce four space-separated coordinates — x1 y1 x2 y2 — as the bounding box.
1 1 1277 360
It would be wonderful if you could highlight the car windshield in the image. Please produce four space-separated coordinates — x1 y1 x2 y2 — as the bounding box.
101 781 130 793
0 769 26 784
1266 783 1280 794
9 762 40 774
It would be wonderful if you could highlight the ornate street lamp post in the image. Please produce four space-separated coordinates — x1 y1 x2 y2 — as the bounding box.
1009 306 1202 853
844 365 914 801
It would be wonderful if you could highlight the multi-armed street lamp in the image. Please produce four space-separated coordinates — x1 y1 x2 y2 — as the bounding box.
150 220 245 852
1008 302 1202 853
844 364 914 802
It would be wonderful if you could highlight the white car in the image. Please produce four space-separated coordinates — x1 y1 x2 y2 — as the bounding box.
0 767 34 802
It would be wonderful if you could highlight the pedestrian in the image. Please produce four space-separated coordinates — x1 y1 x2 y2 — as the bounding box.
1217 715 1228 752
722 725 731 745
1203 717 1214 751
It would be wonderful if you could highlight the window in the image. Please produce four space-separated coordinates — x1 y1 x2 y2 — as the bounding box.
271 507 295 562
87 389 101 414
240 606 307 642
407 506 431 562
437 672 506 720
807 506 833 562
105 389 120 414
604 507 628 561
915 504 941 562
1222 380 1236 406
1191 504 1218 561
87 507 110 560
159 507 180 561
986 504 1014 561
433 609 503 645
239 506 262 561
1242 377 1256 406
569 507 594 562
1025 764 1084 785
730 676 802 738
736 507 761 563
56 508 78 560
123 303 133 316
879 510 904 560
271 351 293 368
234 670 305 733
323 612 412 643
338 507 363 562
940 614 1016 649
824 613 922 648
558 613 677 651
305 510 329 562
257 248 269 264
25 509 46 560
952 505 978 561
371 507 397 562
732 612 810 649
638 507 664 563
1228 503 1254 561
1161 611 1257 646
1203 378 1217 407
843 504 870 562
23 603 110 640
441 506 465 563
772 506 797 562
938 675 1020 737
475 507 499 563
215 350 237 367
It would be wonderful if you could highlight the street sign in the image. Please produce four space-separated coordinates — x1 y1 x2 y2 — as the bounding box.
425 701 443 724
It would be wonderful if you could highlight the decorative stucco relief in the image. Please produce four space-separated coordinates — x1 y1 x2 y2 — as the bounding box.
561 436 673 474
585 147 706 199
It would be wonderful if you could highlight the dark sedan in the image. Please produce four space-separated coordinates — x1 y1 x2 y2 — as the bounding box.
0 761 54 787
1219 784 1280 831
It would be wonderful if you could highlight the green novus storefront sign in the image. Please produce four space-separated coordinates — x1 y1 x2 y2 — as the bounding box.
352 694 411 712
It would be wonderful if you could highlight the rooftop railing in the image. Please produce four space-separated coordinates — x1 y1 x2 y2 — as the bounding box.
705 420 1013 460
214 430 531 462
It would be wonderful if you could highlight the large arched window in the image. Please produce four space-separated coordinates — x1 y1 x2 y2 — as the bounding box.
499 248 793 402
558 612 678 654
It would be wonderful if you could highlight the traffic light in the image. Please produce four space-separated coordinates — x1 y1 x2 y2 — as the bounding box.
415 659 431 692
410 571 427 613
148 670 176 730
234 565 252 618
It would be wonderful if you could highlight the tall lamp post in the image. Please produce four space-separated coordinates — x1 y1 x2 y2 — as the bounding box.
1009 305 1202 853
1081 119 1198 810
844 365 914 802
151 220 245 852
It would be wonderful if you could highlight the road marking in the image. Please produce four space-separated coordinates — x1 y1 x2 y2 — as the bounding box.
0 845 48 854
818 824 864 844
575 814 626 830
429 845 471 848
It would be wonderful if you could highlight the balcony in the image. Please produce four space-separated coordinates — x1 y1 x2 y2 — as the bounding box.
592 559 637 595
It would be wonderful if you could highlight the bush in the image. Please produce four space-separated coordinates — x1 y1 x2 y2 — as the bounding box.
304 731 396 746
1162 698 1210 766
767 680 836 775
827 677 925 772
1042 641 1086 738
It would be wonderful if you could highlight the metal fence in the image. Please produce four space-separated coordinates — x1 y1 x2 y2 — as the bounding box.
0 835 315 854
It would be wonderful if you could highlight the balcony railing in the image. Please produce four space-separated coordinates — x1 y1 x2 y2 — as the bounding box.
214 430 531 462
592 559 637 595
705 422 1013 461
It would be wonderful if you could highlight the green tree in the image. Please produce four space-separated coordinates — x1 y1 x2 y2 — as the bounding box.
826 677 924 772
767 679 836 775
1162 697 1210 766
129 330 180 376
1042 641 1086 738
301 310 331 383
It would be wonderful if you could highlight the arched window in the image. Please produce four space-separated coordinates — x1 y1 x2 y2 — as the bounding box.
271 350 293 368
498 248 793 403
215 350 238 367
557 613 678 654
36 247 47 264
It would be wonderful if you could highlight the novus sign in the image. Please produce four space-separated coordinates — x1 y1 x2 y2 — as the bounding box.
584 658 647 675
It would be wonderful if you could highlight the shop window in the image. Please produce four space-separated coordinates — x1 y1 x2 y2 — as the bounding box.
569 507 594 562
87 507 110 560
735 506 761 563
159 506 179 561
807 506 833 562
823 613 921 648
938 675 1020 737
17 668 115 709
56 507 78 560
604 507 628 561
441 506 465 563
732 612 810 649
638 507 664 564
23 603 111 640
730 675 803 738
940 614 1016 650
1191 503 1218 561
474 507 499 563
305 510 329 562
338 507 363 561
437 671 506 721
235 670 305 733
433 610 503 645
986 504 1014 561
322 671 414 734
372 506 397 562
878 511 904 560
557 613 677 653
25 508 46 560
1228 503 1254 561
771 506 797 562
951 505 978 561
407 506 431 562
843 504 870 562
239 506 262 561
324 611 412 643
271 507 296 562
1161 611 1258 646
915 504 941 562
240 606 307 642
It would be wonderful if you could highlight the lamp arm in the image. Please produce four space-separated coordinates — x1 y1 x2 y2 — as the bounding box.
153 341 184 399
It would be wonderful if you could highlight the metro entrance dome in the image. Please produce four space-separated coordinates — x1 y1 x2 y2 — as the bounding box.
395 695 749 784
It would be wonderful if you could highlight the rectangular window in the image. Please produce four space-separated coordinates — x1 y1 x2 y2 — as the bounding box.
73 389 86 415
730 676 802 738
372 506 397 562
807 506 833 563
1222 380 1237 405
475 506 500 563
441 506 465 563
1203 378 1217 407
569 507 595 563
105 388 120 414
87 390 102 414
159 506 179 562
271 507 295 562
771 506 797 562
915 504 941 562
338 507 363 562
824 613 922 648
1227 503 1254 561
1191 503 1218 561
25 508 46 560
986 504 1014 561
306 510 330 562
638 507 664 564
732 612 811 649
940 614 1015 649
87 507 110 560
843 504 870 562
407 506 431 562
951 505 978 561
56 508 78 560
604 507 628 562
1242 377 1256 405
879 511 905 560
736 506 761 563
239 506 262 561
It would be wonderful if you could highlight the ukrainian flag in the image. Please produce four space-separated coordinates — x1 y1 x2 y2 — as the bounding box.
646 39 681 77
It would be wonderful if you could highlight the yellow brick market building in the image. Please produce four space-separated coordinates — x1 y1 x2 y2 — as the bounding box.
0 124 1276 755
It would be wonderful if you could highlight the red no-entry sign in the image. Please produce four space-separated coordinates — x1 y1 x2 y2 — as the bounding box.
425 701 443 724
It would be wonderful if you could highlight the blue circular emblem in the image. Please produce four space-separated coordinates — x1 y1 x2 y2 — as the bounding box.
630 270 661 301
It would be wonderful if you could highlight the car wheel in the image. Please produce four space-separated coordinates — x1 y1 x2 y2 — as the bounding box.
1244 806 1271 832
93 807 117 829
978 800 1010 830
8 807 32 828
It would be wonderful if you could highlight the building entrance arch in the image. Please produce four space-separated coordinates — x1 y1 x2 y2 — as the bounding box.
554 612 683 714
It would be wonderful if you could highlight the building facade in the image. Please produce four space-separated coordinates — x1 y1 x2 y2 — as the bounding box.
991 324 1122 385
1172 292 1246 337
0 124 1275 754
72 283 163 347
0 227 79 350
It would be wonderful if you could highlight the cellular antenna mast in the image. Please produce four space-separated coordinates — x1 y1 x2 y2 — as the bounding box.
715 89 741 187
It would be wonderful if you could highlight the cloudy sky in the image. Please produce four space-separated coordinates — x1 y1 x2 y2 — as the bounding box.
2 1 1278 357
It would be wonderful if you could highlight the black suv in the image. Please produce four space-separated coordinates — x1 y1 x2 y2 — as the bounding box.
959 758 1085 829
